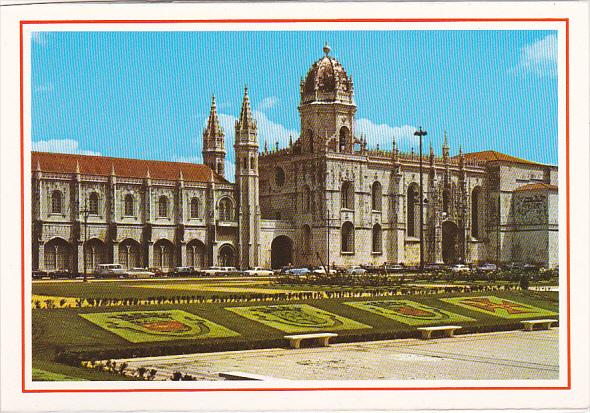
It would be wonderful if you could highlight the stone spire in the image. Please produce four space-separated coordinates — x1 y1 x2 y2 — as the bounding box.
203 95 226 177
75 160 80 174
236 86 257 133
442 130 450 160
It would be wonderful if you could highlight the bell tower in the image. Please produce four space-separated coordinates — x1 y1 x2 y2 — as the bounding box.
202 95 226 177
299 43 357 153
234 87 261 269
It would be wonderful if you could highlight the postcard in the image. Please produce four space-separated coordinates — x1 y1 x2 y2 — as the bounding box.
0 1 588 411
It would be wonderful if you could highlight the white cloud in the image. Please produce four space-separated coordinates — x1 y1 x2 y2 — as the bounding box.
253 110 298 149
514 34 557 78
32 139 101 156
257 96 279 111
34 83 53 93
355 119 419 151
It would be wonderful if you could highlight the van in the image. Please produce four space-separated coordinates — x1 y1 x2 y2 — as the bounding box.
95 263 126 277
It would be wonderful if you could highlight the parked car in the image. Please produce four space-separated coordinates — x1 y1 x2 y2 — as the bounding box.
346 266 367 275
451 264 471 273
384 264 405 273
126 268 156 278
173 266 194 276
201 266 222 276
523 263 540 271
95 263 126 278
218 266 238 275
311 266 337 275
286 267 311 276
243 267 274 276
424 263 447 271
477 263 497 272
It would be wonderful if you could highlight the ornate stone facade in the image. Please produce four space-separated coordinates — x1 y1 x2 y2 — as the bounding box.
31 44 559 273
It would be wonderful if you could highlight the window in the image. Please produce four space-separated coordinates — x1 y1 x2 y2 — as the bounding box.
51 190 63 214
88 192 99 215
158 196 168 218
124 194 134 216
371 181 382 211
275 167 285 187
341 181 354 210
306 129 314 153
190 197 200 219
303 185 311 212
407 184 419 237
339 126 350 152
219 197 233 221
471 187 482 239
341 222 354 253
372 224 383 253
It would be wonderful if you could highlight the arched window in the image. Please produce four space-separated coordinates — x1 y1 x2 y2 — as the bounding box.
124 194 134 216
275 167 285 187
372 224 383 253
158 196 168 218
190 197 200 219
51 190 63 214
219 197 233 221
303 185 311 212
341 222 355 253
407 183 419 237
371 181 382 211
306 129 314 153
339 126 350 152
341 181 354 210
88 192 99 215
471 187 482 239
302 225 311 253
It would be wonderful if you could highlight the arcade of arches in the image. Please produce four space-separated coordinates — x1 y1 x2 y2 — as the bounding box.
271 236 293 269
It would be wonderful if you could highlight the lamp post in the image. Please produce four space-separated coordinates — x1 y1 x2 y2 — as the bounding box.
414 126 428 271
80 200 91 282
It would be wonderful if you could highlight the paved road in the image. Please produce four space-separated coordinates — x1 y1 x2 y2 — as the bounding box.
117 328 559 381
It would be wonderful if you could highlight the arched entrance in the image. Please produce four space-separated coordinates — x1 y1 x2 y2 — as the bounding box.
44 237 72 272
84 238 107 273
218 244 236 267
442 221 459 264
154 239 175 270
187 239 206 269
119 238 141 269
271 236 293 269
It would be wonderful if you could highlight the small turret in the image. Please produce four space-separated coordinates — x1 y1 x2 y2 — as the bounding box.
442 130 450 161
203 95 226 177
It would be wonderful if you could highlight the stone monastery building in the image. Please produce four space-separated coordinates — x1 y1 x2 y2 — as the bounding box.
31 44 559 274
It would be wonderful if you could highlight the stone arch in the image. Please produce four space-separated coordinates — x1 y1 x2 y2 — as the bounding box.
442 221 459 264
154 238 175 270
84 238 107 273
407 183 419 237
271 236 293 269
341 221 355 253
471 186 483 239
339 126 351 152
118 238 142 269
187 239 206 269
372 181 382 211
44 237 72 272
218 243 236 267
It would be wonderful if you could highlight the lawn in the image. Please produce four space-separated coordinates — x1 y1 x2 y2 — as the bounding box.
31 288 558 381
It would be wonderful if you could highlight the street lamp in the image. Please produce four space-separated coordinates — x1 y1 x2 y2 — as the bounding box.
414 126 428 271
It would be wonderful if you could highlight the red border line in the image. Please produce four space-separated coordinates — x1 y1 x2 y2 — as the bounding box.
20 18 570 394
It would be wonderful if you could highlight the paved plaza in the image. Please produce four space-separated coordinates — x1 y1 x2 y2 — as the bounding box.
117 328 559 381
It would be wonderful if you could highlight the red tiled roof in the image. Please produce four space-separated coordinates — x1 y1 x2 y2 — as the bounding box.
461 150 543 166
515 183 558 192
31 152 229 184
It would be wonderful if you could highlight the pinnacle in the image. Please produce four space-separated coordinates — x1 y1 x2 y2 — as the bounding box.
237 86 256 131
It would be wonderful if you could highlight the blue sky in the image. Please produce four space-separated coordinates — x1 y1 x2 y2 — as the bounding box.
31 30 558 180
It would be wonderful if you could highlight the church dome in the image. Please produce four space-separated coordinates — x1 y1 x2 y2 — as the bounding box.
300 43 354 104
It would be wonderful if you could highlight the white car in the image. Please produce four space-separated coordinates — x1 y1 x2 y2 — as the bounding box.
477 263 497 272
95 263 126 277
347 266 367 275
218 267 238 275
311 267 337 275
243 267 274 276
126 268 156 278
451 264 471 273
201 266 222 276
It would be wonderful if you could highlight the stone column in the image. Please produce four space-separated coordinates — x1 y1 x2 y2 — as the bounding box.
178 242 186 266
112 241 119 264
77 242 84 274
37 241 45 271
